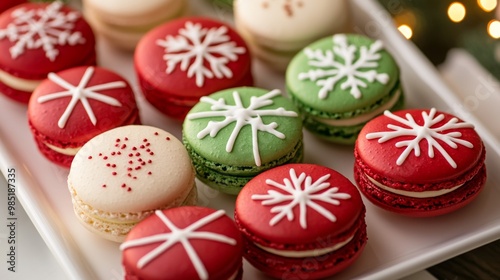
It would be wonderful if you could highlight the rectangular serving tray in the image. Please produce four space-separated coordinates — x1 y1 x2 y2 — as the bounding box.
0 0 499 279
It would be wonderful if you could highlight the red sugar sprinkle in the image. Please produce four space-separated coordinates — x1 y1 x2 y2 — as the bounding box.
125 137 128 141
148 172 152 175
140 145 145 149
102 184 106 188
166 137 170 141
154 132 159 136
112 164 116 168
135 166 141 170
128 153 133 157
88 156 92 159
150 152 154 155
146 143 150 146
111 152 116 155
135 152 141 156
127 187 132 192
128 173 132 177
128 161 133 164
132 147 137 151
138 158 143 162
117 151 121 155
112 172 117 176
141 162 146 166
146 149 151 152
99 153 102 156
116 139 120 142
121 144 127 149
147 160 152 164
122 184 126 188
143 138 148 142
127 167 133 171
133 177 137 180
103 156 108 160
115 144 119 147
106 163 111 167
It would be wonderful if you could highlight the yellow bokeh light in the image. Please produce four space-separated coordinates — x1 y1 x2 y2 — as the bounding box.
448 2 466 23
478 0 497 12
398 24 413 39
488 20 500 38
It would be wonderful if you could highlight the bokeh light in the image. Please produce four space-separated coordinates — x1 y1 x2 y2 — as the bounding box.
398 24 413 39
477 0 497 12
448 2 466 23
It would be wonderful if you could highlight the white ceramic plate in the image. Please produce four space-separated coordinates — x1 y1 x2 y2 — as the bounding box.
1 0 500 279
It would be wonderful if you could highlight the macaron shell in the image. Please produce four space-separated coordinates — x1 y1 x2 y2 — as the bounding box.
0 0 26 13
122 207 243 280
356 108 484 184
354 162 487 217
68 125 195 213
242 216 367 279
183 87 302 167
234 0 348 51
135 17 252 99
286 34 399 115
0 3 96 79
28 66 139 144
236 164 363 246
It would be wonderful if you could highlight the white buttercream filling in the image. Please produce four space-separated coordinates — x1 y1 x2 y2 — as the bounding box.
255 235 354 258
0 69 43 92
366 174 463 198
45 142 81 156
314 89 401 127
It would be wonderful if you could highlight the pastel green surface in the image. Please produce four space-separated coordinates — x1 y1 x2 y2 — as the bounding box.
182 87 303 193
286 33 400 118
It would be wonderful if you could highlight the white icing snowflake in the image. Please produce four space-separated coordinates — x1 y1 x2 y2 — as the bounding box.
120 209 236 280
252 168 351 229
187 89 298 166
298 34 389 100
0 2 85 61
37 66 125 128
366 108 474 168
156 21 245 87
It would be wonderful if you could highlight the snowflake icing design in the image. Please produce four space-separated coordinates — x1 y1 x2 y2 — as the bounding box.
252 168 351 229
187 89 298 166
0 2 86 61
37 66 125 129
156 21 245 87
366 108 474 168
120 210 236 280
298 34 389 100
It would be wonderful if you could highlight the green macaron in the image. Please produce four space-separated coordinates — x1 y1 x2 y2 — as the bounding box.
183 87 303 195
286 33 404 144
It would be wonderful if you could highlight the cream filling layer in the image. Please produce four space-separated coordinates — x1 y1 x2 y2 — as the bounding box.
0 69 43 92
255 235 354 258
314 89 401 127
366 174 463 198
45 142 81 156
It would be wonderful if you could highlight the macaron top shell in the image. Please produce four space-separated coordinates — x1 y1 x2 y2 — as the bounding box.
183 87 302 167
68 125 194 213
0 2 95 79
135 17 251 98
356 108 483 184
29 66 138 145
0 0 26 13
236 164 363 245
286 34 399 116
235 0 348 48
121 206 242 280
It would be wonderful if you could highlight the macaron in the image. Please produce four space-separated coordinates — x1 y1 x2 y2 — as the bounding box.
235 163 367 279
286 33 404 144
0 0 26 13
28 66 140 168
234 0 349 71
0 2 96 103
135 17 253 120
121 206 243 280
183 87 303 195
68 125 197 242
82 0 188 51
354 108 487 217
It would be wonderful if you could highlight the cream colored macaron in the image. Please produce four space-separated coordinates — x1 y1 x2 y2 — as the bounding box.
234 0 349 71
68 125 197 242
82 0 188 51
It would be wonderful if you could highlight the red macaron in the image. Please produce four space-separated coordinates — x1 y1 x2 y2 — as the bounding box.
134 17 253 120
0 0 26 13
354 108 486 217
120 206 243 280
28 66 140 167
0 2 96 103
235 163 367 279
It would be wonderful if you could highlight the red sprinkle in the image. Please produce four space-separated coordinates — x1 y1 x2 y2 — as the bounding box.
117 151 121 155
106 163 111 167
112 164 116 168
111 152 116 155
141 162 146 166
128 161 133 164
127 187 132 192
115 144 119 147
125 137 128 141
154 132 159 136
166 137 170 141
146 143 150 147
116 139 120 142
88 156 92 159
112 172 117 176
128 173 132 177
103 156 108 160
127 167 133 171
148 172 152 175
146 149 151 152
150 152 154 155
135 166 141 170
147 160 152 164
138 158 143 162
102 184 106 188
121 144 127 149
140 145 145 149
99 153 102 156
122 184 126 188
128 153 133 157
135 152 141 156
143 138 148 142
133 177 137 180
132 147 137 151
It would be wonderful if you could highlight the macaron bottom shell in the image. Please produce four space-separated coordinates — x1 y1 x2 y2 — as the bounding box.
186 140 304 195
240 217 367 279
354 157 487 217
297 89 404 145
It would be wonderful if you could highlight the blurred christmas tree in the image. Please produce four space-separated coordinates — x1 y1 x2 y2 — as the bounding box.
378 0 498 67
